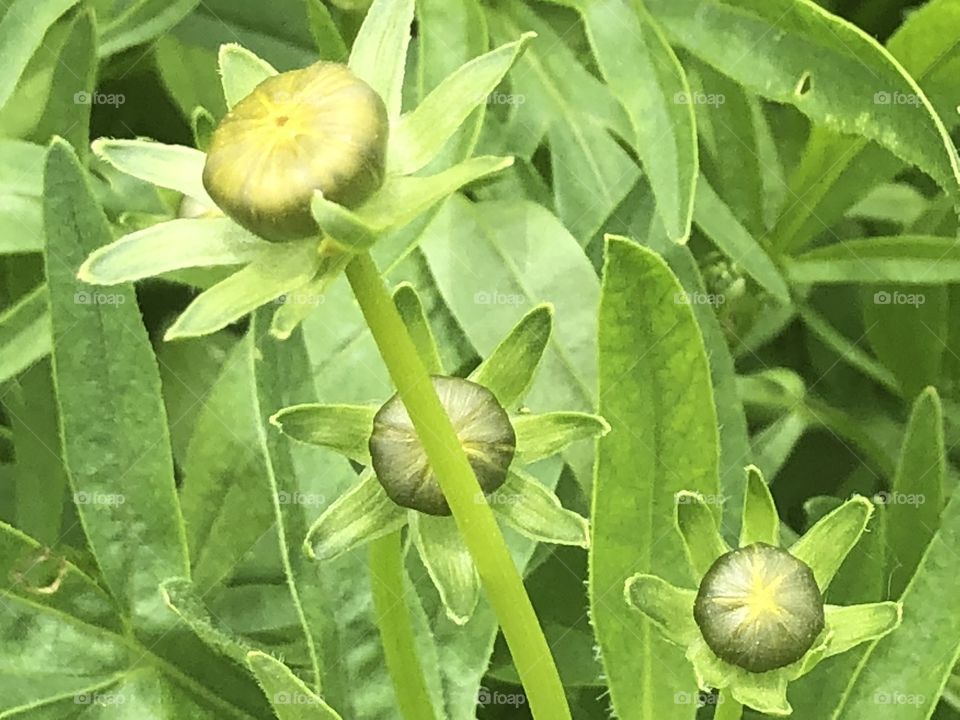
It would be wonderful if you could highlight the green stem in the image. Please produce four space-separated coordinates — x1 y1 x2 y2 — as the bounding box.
346 252 572 720
369 531 437 720
715 689 743 720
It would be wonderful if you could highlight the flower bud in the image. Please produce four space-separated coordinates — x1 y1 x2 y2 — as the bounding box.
369 376 516 516
693 543 825 672
202 62 388 242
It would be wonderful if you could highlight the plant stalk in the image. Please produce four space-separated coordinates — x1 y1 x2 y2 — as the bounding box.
346 251 572 720
715 689 743 720
369 531 437 720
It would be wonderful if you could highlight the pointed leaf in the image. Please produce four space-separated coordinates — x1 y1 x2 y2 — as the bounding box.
92 138 214 206
492 468 589 547
219 43 278 109
624 574 699 647
304 470 405 561
731 674 791 716
348 0 414 118
79 218 270 285
790 496 873 591
676 491 730 577
388 33 535 175
513 411 610 464
165 239 322 340
270 404 375 463
310 193 379 249
820 603 902 661
394 283 443 374
412 514 480 625
786 236 960 284
161 578 250 663
740 465 780 547
247 651 343 720
0 284 50 384
470 304 552 408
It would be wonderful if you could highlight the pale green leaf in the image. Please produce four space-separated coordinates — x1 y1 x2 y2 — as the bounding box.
0 284 50 384
218 43 278 109
513 412 610 464
740 465 780 547
411 514 480 625
99 0 200 57
92 138 214 207
787 237 960 284
790 496 873 591
270 404 375 463
675 491 729 577
624 574 699 647
247 651 343 720
348 0 414 118
492 468 589 548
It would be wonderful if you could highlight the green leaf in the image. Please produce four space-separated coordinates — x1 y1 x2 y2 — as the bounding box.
786 237 960 284
43 139 190 632
92 139 214 207
560 0 697 242
624 574 699 647
0 284 50 384
247 651 343 720
270 404 375 464
592 236 719 719
790 496 873 592
411 514 480 625
348 0 414 119
99 0 200 57
218 43 278 109
304 470 406 561
513 412 610 464
694 175 790 303
828 488 960 720
161 578 250 663
388 33 534 175
492 468 589 548
0 0 78 111
469 303 552 408
740 465 780 547
0 140 45 254
644 0 960 205
675 491 729 577
818 603 902 662
165 239 322 340
79 218 271 285
306 0 348 62
394 283 443 374
887 387 944 596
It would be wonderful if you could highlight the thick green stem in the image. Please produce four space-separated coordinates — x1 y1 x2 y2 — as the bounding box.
369 531 437 720
715 689 743 720
346 252 572 720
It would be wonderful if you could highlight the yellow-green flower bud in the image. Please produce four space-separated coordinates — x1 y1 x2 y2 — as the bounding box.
202 62 388 242
369 376 516 516
693 543 825 672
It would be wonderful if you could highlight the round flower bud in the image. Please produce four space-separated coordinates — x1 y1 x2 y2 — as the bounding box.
693 543 825 673
202 62 388 242
369 376 516 516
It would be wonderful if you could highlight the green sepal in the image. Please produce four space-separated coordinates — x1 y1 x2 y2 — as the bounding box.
269 244 354 339
492 468 590 548
513 411 610 464
729 672 791 717
164 238 322 340
247 650 343 719
270 404 375 463
388 32 536 175
218 43 278 109
303 470 406 561
817 602 902 663
624 574 699 647
347 0 414 119
78 218 270 285
394 283 443 374
191 106 216 152
310 193 379 250
412 513 480 625
740 465 779 547
92 138 214 206
675 491 730 577
469 303 552 407
789 495 873 591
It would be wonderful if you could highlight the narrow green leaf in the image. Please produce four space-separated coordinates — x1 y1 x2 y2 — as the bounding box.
0 284 50 384
304 470 406 561
165 239 322 340
218 43 278 109
675 491 729 577
348 0 414 118
191 106 216 152
389 33 535 175
161 578 250 663
411 514 480 626
740 465 780 547
79 218 270 285
887 387 944 596
787 237 960 284
307 0 348 62
513 412 610 464
493 468 589 548
310 194 379 249
790 496 873 591
270 404 375 463
92 138 214 207
624 574 699 647
593 236 719 719
43 139 190 631
469 303 552 408
819 603 902 662
247 651 343 720
99 0 199 57
394 283 443 374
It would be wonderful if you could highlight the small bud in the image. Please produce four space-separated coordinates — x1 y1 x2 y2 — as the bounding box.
203 62 388 242
369 377 516 516
693 543 825 672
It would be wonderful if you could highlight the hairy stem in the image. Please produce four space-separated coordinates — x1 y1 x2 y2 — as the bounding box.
369 531 437 720
346 251 572 720
715 689 743 720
